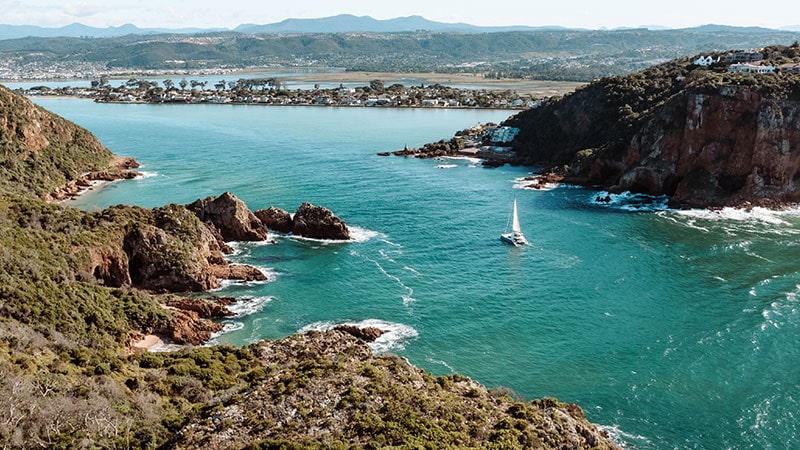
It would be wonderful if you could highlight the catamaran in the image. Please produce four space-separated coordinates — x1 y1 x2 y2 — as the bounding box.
500 197 528 247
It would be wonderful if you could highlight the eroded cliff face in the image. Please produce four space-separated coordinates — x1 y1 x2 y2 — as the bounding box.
612 86 800 207
509 58 800 208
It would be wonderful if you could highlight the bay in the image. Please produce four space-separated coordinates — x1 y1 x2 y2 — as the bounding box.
34 97 800 449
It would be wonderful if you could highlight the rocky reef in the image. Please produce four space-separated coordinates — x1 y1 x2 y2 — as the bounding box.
507 45 800 208
255 202 351 240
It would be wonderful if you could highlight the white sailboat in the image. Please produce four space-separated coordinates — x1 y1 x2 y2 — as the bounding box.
500 197 528 247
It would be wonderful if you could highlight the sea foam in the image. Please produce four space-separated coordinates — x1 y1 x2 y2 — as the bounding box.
298 319 419 353
591 191 669 211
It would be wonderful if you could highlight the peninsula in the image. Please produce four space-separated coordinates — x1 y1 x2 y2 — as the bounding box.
0 84 618 447
402 44 800 208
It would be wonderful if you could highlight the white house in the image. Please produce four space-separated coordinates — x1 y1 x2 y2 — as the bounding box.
694 55 718 66
728 63 775 74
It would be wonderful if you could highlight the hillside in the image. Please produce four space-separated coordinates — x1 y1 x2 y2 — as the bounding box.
507 44 800 208
2 28 799 82
0 85 618 447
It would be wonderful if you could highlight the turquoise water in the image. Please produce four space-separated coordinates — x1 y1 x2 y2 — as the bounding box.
34 98 800 448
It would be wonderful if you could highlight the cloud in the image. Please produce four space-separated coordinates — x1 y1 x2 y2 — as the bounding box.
62 2 107 18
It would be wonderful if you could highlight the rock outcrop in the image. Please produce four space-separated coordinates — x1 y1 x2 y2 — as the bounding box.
334 324 386 342
507 54 800 208
292 202 351 240
165 296 235 318
87 246 131 287
254 206 293 233
158 309 224 345
122 203 265 292
186 192 267 241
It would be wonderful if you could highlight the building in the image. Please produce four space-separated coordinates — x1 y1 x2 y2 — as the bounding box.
694 55 719 66
779 63 800 74
486 126 520 144
728 63 775 74
726 49 763 64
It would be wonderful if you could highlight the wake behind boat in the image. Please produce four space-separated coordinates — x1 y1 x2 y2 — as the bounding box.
501 197 528 247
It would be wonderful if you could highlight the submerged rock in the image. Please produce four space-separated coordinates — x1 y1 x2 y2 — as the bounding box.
292 202 350 240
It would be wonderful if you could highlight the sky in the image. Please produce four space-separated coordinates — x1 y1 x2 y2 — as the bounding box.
2 0 799 30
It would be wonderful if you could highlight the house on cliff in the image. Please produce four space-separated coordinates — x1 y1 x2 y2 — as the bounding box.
779 63 800 74
693 55 719 66
728 63 775 74
726 49 763 64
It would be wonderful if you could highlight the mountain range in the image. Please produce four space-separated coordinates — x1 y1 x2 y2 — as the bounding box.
1 14 799 40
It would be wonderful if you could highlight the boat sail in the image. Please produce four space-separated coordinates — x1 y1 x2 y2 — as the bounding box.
500 197 528 247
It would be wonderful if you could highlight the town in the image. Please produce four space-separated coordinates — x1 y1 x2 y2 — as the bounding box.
17 77 545 110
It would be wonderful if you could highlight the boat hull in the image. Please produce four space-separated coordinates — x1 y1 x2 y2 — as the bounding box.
501 232 528 247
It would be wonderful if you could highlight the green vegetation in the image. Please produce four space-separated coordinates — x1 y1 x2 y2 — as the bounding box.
3 29 800 82
508 44 800 166
0 86 114 197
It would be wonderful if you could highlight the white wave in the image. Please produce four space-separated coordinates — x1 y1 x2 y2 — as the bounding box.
298 319 419 353
592 191 670 211
435 164 458 169
359 250 416 305
599 423 652 448
215 267 277 290
136 171 158 179
226 295 273 317
280 225 379 244
425 357 456 373
513 176 559 191
670 206 800 226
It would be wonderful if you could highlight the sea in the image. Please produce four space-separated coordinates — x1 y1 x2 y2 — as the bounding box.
28 96 800 449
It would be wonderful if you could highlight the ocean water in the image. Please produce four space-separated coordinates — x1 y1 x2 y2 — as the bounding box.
33 97 800 449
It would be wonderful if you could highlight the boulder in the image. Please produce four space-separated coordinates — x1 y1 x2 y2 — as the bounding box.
186 192 267 242
292 202 350 240
254 206 293 233
207 264 268 282
334 325 386 342
158 309 224 345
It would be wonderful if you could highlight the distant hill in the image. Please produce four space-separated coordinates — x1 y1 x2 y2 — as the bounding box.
234 14 566 34
0 22 224 40
8 15 798 40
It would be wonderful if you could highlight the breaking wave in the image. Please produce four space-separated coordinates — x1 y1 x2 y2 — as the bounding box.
298 319 419 353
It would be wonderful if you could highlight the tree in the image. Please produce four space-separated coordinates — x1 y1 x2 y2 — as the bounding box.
163 79 174 90
179 78 188 91
369 79 385 92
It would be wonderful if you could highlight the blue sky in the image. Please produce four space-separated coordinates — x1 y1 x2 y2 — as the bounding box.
2 0 798 30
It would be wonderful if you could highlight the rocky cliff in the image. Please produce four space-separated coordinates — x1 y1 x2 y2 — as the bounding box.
508 47 800 208
0 84 139 198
